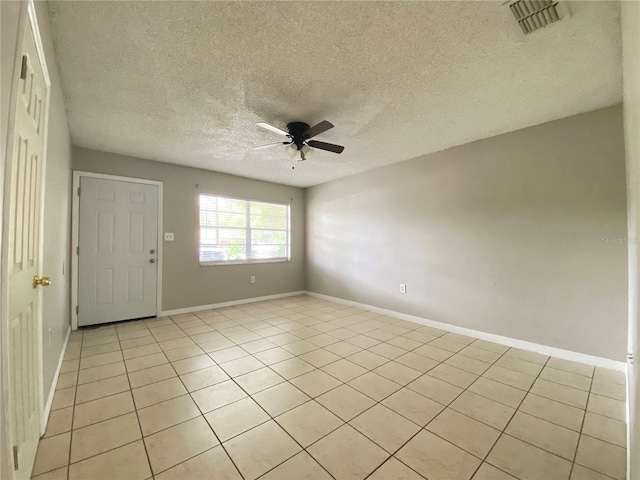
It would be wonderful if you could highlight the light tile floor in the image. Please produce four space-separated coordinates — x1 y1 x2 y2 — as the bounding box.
32 295 627 480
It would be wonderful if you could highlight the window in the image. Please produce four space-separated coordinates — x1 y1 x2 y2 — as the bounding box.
199 194 290 265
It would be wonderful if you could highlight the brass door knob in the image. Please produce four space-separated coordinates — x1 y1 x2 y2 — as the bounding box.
33 276 51 288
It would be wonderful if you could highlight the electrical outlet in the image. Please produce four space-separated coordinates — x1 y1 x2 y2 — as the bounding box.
250 276 256 284
400 284 407 294
164 232 174 241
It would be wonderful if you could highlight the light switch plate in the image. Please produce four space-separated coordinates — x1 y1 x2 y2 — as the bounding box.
164 232 174 241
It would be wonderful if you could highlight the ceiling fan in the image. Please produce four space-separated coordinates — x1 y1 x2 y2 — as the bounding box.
254 120 345 162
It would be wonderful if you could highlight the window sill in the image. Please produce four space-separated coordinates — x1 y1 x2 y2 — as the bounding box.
199 259 291 267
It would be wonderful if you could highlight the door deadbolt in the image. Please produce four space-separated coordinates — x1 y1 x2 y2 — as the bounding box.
150 249 155 254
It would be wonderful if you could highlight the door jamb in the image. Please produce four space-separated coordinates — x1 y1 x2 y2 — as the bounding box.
1 0 52 476
71 171 163 330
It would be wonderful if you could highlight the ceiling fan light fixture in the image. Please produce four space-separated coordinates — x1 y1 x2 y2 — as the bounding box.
301 144 313 159
285 143 298 159
285 143 312 162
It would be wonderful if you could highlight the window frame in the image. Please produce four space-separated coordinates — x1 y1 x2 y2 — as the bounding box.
198 193 291 266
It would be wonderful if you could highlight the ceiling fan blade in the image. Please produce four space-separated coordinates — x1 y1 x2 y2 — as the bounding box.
256 122 289 137
305 120 334 139
307 140 344 154
253 142 287 150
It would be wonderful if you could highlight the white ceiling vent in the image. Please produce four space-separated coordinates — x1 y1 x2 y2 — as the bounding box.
506 1 570 35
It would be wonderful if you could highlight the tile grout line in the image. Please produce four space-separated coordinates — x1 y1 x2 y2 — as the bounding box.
151 306 339 475
471 355 553 480
40 296 623 480
58 330 152 476
44 329 157 477
44 343 504 478
193 307 391 479
385 337 521 480
387 341 582 479
569 376 591 480
65 333 81 480
72 330 567 434
166 304 440 479
153 326 335 479
360 344 511 479
221 373 339 480
70 323 246 478
73 312 539 471
152 351 248 480
220 328 599 434
115 325 157 480
568 368 624 480
293 334 513 478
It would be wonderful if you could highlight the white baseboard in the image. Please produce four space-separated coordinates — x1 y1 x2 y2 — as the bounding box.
42 326 71 432
161 291 306 316
304 291 627 372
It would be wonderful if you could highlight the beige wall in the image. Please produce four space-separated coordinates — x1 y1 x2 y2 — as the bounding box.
1 1 72 474
621 0 639 475
73 147 305 311
306 105 628 361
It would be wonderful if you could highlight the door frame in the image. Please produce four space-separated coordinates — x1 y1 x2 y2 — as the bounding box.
71 171 163 330
1 0 51 476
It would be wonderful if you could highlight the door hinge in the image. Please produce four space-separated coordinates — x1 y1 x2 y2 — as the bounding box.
76 305 79 315
20 55 27 80
628 352 634 365
13 445 18 470
76 246 79 255
77 187 80 196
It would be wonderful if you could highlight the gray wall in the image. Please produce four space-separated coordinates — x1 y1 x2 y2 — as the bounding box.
73 147 305 311
34 0 73 411
306 105 628 361
0 0 72 440
621 0 639 475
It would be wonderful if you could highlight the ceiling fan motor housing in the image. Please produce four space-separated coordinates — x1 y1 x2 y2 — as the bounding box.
287 122 311 149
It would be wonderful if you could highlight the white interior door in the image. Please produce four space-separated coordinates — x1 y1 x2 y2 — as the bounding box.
78 177 158 326
5 9 49 479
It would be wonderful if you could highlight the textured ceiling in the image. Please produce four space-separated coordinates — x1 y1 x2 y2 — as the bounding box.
48 1 622 187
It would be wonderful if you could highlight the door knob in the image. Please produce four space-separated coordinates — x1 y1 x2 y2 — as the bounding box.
149 259 156 263
150 249 155 254
33 276 51 288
